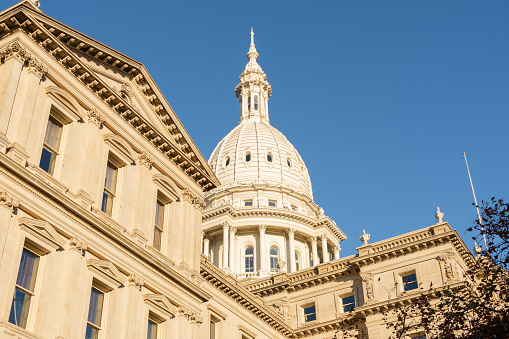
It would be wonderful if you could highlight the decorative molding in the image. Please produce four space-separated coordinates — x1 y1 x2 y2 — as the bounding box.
0 190 19 210
6 142 30 167
87 259 125 287
177 305 203 324
127 273 145 290
45 86 85 120
437 252 458 282
0 41 47 78
103 133 137 165
138 151 153 169
153 174 182 202
182 188 205 210
360 274 377 305
258 224 267 232
86 108 105 127
69 236 88 254
143 294 178 318
18 217 66 249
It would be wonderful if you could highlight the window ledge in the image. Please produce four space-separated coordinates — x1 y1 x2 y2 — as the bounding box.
0 321 42 339
27 162 69 194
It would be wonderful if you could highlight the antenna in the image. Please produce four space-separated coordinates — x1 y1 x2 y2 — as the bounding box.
463 152 488 251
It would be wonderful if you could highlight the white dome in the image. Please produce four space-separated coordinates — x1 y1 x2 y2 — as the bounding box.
208 121 313 199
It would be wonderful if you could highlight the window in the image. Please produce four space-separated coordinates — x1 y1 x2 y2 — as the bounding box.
39 115 63 175
225 156 230 166
244 200 253 207
86 287 105 339
270 247 279 273
402 273 418 291
245 247 254 272
147 319 158 339
267 153 273 162
291 205 297 212
101 159 118 216
268 200 276 207
254 95 259 110
8 248 40 329
342 295 355 312
287 158 291 167
295 252 301 271
245 152 251 162
303 305 316 322
210 320 217 339
247 95 251 111
154 199 164 251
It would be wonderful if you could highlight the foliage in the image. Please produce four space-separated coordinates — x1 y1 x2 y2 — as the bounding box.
383 198 509 339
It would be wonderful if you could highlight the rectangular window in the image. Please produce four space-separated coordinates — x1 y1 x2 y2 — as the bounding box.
86 287 104 339
268 200 276 207
147 319 158 339
39 115 63 175
210 320 216 339
154 199 164 251
303 305 316 322
402 273 418 291
8 248 40 329
101 160 118 216
244 200 253 207
342 295 355 312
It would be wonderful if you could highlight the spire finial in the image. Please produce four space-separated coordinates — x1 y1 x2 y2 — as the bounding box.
251 27 254 45
247 28 259 60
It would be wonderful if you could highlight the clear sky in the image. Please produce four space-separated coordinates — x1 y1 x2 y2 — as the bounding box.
32 0 508 256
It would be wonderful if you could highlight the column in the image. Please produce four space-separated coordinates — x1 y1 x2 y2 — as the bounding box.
334 244 341 260
222 222 229 269
229 226 235 271
311 237 319 266
203 236 210 259
321 235 329 263
259 224 267 274
287 228 296 273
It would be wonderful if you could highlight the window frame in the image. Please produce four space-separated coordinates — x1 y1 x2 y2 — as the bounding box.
244 246 255 273
269 246 279 273
299 302 318 324
341 294 356 313
268 200 277 207
244 199 253 207
101 158 120 217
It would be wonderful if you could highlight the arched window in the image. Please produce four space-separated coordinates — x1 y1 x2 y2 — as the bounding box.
245 152 251 162
267 153 273 162
225 156 230 166
254 95 259 110
295 252 301 271
287 158 292 168
245 247 254 273
270 247 279 273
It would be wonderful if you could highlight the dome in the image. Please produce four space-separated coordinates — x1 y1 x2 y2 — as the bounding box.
208 121 313 199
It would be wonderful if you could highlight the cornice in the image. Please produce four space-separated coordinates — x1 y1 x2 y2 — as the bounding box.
0 151 211 303
0 5 219 191
200 255 292 337
203 204 347 241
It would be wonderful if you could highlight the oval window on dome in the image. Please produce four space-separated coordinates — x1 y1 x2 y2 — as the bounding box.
287 158 292 167
267 153 273 162
225 156 230 167
246 152 251 162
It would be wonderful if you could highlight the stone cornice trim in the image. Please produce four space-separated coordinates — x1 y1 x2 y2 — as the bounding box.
200 255 292 336
0 7 219 191
0 152 211 302
0 40 47 78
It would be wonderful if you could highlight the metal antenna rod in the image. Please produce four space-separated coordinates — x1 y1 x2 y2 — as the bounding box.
463 152 488 251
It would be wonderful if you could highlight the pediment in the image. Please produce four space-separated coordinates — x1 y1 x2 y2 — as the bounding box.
103 133 137 165
153 174 182 202
143 294 178 317
45 86 85 121
87 259 125 287
18 217 66 249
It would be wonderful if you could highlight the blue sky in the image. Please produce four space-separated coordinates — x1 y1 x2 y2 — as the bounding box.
34 0 508 256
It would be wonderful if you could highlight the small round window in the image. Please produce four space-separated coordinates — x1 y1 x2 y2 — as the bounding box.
225 156 230 166
246 152 251 162
267 154 273 162
287 158 292 167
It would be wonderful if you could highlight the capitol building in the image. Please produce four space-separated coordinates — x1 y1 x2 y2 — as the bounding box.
0 1 474 338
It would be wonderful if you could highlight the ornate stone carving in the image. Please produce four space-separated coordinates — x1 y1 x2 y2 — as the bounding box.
138 151 154 169
221 221 230 230
360 229 370 245
361 274 376 304
438 252 457 282
182 188 206 210
0 42 48 78
258 224 267 232
128 273 145 290
69 236 88 254
435 206 444 223
86 108 105 126
286 228 295 236
0 191 19 210
177 306 202 323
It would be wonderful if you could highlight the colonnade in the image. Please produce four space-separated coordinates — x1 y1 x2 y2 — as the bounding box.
201 223 341 274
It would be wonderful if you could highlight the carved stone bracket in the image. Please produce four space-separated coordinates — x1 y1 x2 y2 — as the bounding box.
138 151 154 169
182 188 206 210
69 236 88 255
437 252 458 282
360 273 377 305
127 273 145 290
86 108 105 127
0 190 19 210
0 41 48 79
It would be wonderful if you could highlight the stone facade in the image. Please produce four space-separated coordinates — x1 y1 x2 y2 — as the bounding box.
0 2 473 339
